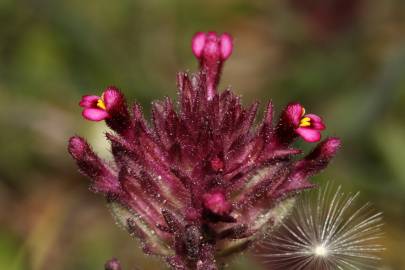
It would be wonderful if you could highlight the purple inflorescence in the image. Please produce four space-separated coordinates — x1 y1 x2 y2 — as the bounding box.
68 32 341 270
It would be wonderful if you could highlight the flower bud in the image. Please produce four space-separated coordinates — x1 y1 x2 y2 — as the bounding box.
191 32 233 100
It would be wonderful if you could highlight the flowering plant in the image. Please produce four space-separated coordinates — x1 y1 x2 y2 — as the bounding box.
68 32 340 270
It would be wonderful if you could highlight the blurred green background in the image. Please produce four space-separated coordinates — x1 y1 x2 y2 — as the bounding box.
1 0 405 269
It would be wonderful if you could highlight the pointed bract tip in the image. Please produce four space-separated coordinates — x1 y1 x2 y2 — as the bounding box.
68 136 87 159
305 137 342 163
319 137 342 158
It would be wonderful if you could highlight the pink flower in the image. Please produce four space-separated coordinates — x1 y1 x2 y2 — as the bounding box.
282 103 326 142
79 87 131 136
80 94 110 121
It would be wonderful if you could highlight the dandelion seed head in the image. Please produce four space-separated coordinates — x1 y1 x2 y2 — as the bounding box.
255 183 384 270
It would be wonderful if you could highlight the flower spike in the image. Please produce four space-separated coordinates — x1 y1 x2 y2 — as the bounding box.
68 32 341 270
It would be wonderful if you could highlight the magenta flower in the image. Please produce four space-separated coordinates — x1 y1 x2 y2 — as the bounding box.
79 86 131 135
79 94 110 121
279 102 326 143
68 32 340 270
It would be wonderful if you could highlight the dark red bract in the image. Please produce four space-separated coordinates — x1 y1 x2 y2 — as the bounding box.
68 32 341 270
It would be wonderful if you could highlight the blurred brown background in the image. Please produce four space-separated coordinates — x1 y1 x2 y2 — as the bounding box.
1 0 405 269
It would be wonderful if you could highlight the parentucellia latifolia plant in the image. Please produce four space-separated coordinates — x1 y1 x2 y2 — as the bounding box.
68 32 342 270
